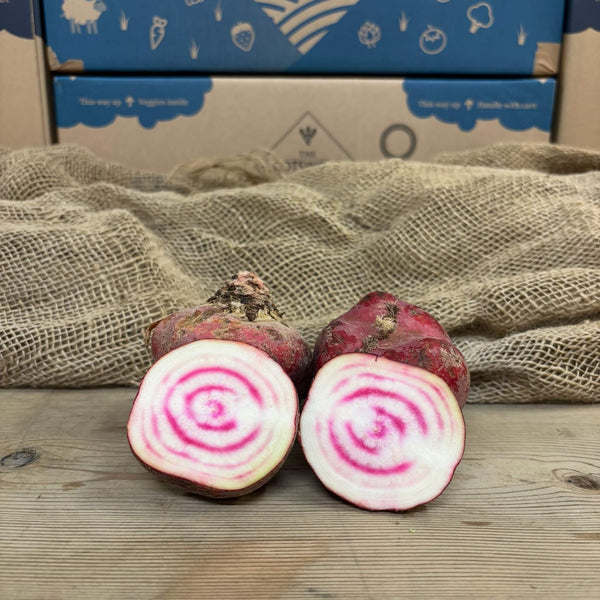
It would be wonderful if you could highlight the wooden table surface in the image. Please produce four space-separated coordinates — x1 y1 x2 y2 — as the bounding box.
1 389 598 600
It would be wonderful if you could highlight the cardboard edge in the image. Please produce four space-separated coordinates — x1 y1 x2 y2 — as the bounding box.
31 0 53 144
46 44 85 73
532 42 561 76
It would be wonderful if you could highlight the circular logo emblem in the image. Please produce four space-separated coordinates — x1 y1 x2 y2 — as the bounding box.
380 124 417 160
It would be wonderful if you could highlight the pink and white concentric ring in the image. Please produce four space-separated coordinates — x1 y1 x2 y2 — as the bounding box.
300 353 465 511
128 339 298 495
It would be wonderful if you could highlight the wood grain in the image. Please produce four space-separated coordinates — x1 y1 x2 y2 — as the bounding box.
0 389 598 599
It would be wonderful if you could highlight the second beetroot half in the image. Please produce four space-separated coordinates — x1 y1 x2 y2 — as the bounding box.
313 291 469 408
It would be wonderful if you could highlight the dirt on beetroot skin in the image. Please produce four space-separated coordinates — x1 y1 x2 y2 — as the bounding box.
148 272 312 397
313 291 469 407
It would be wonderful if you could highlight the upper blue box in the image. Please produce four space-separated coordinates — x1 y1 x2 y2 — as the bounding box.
564 0 600 34
1 0 42 40
42 0 566 75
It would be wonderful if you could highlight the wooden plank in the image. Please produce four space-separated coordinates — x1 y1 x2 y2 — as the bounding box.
0 389 599 599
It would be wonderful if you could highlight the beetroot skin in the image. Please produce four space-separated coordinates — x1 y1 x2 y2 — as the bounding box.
313 291 469 407
148 272 312 396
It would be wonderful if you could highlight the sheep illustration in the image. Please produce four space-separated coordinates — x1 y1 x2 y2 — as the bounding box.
62 0 107 34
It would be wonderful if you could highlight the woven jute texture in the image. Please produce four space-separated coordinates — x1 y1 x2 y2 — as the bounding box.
1 143 599 403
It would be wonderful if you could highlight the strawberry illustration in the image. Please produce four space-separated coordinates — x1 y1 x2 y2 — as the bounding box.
231 22 255 52
150 16 168 51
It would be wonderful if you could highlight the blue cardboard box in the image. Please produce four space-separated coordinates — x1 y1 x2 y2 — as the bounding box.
556 0 600 149
53 75 556 172
0 0 51 147
43 0 565 75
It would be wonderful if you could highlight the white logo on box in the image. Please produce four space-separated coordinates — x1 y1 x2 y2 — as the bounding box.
272 111 352 169
256 0 360 54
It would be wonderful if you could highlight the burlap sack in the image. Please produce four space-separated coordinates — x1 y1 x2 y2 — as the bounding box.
1 143 599 403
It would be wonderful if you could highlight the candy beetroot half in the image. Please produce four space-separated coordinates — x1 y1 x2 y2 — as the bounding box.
313 291 469 408
128 339 298 497
301 291 469 511
148 272 312 397
300 353 465 511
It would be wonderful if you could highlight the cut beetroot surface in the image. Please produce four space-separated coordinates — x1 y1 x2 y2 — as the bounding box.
300 353 465 511
128 339 298 497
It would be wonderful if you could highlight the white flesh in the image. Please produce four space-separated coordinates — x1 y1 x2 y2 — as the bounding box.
128 339 298 493
300 354 465 511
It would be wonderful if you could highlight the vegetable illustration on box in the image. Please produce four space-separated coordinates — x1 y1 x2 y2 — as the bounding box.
231 22 255 52
358 21 381 49
190 39 200 59
399 11 410 33
467 2 494 34
61 0 106 34
150 16 168 50
119 10 129 32
43 2 567 77
419 25 447 55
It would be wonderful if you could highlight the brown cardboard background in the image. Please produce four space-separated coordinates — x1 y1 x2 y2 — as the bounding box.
56 77 553 173
0 0 51 149
556 30 600 150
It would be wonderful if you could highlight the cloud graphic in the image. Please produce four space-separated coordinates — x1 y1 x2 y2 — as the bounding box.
0 1 35 39
564 0 600 34
403 79 555 133
54 77 214 130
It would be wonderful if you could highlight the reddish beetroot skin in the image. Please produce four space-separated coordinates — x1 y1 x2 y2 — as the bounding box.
313 291 469 407
148 272 312 396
